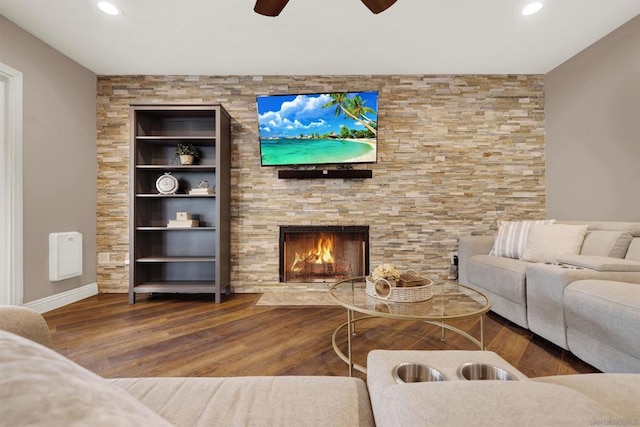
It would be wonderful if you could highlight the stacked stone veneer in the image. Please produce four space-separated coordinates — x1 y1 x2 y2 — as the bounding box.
96 75 545 294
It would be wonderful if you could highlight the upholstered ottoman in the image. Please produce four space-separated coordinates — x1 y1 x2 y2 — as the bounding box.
564 279 640 373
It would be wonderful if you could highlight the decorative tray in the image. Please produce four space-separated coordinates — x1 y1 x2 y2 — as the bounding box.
365 269 433 302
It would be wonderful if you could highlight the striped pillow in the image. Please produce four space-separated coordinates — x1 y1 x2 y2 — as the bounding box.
490 220 555 259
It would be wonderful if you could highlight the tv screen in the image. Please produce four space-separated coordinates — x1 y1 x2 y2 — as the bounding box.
257 91 378 167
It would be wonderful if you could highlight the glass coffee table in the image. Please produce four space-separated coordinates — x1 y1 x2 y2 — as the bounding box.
328 276 491 375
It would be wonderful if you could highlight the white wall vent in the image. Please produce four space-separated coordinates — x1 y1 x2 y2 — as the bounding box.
49 232 83 281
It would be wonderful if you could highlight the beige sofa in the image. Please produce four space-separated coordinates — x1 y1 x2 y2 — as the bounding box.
2 306 640 426
458 220 640 373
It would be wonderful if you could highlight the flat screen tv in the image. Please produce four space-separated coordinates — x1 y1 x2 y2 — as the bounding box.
257 91 378 167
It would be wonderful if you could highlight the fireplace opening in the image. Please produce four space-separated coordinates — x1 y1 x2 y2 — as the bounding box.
279 226 369 283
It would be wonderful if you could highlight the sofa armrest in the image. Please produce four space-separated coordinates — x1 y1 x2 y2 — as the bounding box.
0 305 52 348
458 236 494 285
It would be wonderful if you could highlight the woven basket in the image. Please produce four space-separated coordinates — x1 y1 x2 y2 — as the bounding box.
366 270 433 302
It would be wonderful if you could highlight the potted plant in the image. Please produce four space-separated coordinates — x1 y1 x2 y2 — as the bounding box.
175 143 200 165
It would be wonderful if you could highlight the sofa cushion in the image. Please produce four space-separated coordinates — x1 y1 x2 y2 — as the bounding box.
533 374 640 420
0 331 173 427
111 376 375 427
580 231 633 258
565 280 640 361
466 254 527 305
521 224 588 263
372 381 615 426
556 255 640 272
489 219 554 259
625 238 640 261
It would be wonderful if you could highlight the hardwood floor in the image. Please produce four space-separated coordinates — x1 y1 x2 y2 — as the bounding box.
42 293 599 381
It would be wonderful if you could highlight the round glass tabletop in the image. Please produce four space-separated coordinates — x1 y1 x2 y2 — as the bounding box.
328 276 491 321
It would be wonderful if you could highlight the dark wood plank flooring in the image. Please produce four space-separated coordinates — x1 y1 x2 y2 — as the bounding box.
42 293 599 381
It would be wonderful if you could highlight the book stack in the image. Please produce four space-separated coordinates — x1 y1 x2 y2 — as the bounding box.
167 219 199 228
189 187 215 195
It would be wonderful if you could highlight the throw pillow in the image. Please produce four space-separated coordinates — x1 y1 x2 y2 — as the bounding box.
521 224 589 263
580 231 633 258
489 219 555 259
625 239 640 261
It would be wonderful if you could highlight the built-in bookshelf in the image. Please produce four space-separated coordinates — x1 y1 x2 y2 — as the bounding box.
129 104 231 303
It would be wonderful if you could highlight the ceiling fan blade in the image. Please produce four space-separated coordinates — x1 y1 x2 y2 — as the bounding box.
254 0 290 17
360 0 397 14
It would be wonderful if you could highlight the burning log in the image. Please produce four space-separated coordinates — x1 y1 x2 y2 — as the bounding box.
290 236 336 275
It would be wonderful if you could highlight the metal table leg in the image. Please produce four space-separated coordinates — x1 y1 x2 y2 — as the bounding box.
347 309 353 377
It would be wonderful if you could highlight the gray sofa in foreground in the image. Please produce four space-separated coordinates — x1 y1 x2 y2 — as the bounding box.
458 220 640 373
2 306 640 426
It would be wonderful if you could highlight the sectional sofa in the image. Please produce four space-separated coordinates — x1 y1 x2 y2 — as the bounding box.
2 305 640 426
458 220 640 373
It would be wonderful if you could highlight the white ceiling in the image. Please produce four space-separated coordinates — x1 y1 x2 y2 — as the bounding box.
1 0 639 75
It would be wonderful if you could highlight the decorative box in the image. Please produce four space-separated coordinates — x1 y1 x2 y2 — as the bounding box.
176 212 191 220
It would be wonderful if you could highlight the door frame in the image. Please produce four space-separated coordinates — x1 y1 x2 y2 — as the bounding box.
0 62 24 306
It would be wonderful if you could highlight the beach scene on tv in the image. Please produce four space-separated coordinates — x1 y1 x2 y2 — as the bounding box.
257 91 378 166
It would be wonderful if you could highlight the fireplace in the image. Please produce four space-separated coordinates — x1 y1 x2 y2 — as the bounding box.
279 226 369 283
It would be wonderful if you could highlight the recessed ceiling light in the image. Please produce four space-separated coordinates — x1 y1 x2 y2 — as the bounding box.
522 2 543 16
98 1 119 16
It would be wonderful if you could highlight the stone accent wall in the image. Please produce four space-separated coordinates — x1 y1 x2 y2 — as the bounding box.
96 75 545 294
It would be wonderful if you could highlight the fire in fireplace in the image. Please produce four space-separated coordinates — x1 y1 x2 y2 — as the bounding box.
279 226 369 283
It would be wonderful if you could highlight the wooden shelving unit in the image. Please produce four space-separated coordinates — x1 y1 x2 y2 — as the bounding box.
129 104 231 303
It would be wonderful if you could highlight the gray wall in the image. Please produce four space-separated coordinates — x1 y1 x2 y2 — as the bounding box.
545 15 640 221
0 16 97 303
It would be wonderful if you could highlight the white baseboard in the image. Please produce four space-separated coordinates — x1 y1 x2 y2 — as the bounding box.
24 282 98 314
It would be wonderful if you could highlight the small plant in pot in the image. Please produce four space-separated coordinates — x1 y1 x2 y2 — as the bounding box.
175 144 200 165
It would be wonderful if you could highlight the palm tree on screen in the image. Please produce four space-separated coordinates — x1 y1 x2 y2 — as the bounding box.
322 93 377 136
348 95 377 128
